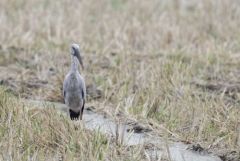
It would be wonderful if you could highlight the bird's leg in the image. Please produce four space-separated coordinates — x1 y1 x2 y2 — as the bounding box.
80 111 83 120
80 100 85 120
80 107 83 120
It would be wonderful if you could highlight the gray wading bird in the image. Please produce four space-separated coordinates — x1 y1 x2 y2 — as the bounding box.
63 44 86 120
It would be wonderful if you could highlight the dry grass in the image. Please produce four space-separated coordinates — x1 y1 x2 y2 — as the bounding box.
0 0 240 159
0 87 145 160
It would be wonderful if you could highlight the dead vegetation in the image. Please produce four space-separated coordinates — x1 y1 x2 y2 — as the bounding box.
0 0 240 160
0 87 146 160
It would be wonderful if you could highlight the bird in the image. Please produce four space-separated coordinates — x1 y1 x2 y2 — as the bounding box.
63 44 86 120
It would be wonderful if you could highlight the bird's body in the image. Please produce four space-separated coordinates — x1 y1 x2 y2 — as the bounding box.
63 44 86 120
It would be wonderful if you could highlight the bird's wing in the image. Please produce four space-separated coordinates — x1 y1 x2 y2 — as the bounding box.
63 90 66 99
63 75 69 102
81 88 84 99
81 77 87 100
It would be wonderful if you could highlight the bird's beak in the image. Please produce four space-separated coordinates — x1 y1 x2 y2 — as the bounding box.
76 51 84 70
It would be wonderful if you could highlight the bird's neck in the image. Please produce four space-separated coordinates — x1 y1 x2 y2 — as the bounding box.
70 55 79 73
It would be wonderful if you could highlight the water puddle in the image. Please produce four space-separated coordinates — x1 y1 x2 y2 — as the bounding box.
25 100 222 161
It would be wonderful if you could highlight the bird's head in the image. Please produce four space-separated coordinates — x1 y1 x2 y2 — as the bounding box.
71 43 84 69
